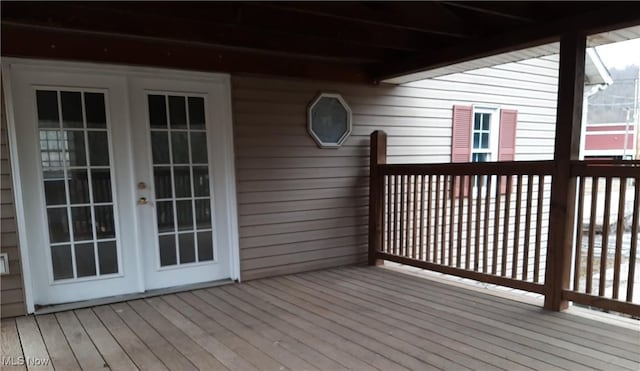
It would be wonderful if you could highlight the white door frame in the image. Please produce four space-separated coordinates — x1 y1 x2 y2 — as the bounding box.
2 58 241 313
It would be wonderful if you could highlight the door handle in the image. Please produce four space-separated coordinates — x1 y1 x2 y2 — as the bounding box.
137 197 153 206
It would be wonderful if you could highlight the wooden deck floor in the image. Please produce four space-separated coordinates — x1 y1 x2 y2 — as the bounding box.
2 266 639 370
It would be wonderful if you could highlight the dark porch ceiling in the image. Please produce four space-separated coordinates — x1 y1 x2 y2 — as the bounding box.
2 2 640 84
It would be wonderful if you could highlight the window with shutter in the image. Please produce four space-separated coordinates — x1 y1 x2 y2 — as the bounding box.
450 105 518 195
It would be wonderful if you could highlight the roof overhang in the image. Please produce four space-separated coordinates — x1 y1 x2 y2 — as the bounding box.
381 25 638 84
2 2 639 84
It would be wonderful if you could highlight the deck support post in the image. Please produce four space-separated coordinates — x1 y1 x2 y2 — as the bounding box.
544 32 586 311
369 130 387 266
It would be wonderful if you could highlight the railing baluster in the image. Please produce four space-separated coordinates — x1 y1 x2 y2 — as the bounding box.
523 174 534 281
402 175 409 256
502 175 513 277
599 177 613 297
573 176 585 291
493 175 502 275
627 177 639 302
449 176 456 266
534 175 544 283
512 174 523 279
441 175 448 265
612 177 627 299
412 175 419 259
424 175 431 262
483 175 492 274
387 175 392 253
466 175 474 270
457 175 465 268
394 174 400 255
474 175 482 272
433 175 440 263
586 176 598 294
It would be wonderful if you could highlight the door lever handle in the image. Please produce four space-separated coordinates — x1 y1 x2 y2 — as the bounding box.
137 197 153 206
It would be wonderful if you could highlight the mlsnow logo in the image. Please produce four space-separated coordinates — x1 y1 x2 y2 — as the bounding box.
2 356 51 366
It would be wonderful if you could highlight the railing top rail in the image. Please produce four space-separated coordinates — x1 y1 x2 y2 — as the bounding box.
572 159 640 166
379 160 555 176
571 160 640 177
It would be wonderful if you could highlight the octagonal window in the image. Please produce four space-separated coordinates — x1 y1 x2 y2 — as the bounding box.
307 93 352 148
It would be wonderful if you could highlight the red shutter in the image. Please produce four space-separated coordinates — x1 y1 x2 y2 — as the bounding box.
451 105 473 163
498 109 518 193
452 105 472 197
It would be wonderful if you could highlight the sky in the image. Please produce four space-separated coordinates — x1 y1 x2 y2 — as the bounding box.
595 37 640 70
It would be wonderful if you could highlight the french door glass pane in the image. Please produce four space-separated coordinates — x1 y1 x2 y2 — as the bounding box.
65 131 87 167
188 97 205 129
153 167 172 199
68 170 90 204
171 132 189 164
149 93 214 267
179 233 196 264
44 177 66 206
51 245 73 280
71 207 93 241
91 169 113 203
88 132 110 166
75 243 96 277
148 94 168 128
168 96 187 128
197 232 214 261
84 92 107 128
47 208 70 243
36 89 119 280
36 91 59 128
98 241 118 274
61 92 83 128
159 235 177 266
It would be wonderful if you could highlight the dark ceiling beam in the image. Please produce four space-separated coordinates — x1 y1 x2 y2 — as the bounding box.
261 2 472 38
374 3 640 82
441 2 536 23
70 3 433 53
0 3 404 63
1 23 372 84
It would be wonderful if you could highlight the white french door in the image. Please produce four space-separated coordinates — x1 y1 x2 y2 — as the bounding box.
130 77 233 290
4 60 238 310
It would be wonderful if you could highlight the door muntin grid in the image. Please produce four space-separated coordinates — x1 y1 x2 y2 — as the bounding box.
147 93 215 268
36 89 120 282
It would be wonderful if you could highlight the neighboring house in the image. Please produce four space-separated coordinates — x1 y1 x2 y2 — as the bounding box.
583 62 639 159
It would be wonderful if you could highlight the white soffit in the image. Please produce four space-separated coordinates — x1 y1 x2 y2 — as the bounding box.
383 25 640 84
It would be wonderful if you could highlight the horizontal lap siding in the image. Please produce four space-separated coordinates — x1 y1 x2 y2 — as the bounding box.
233 55 558 280
1 85 26 318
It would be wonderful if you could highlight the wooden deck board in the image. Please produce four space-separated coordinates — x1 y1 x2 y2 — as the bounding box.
34 315 80 371
2 266 638 371
14 316 54 371
92 305 169 370
73 308 138 371
343 268 640 363
347 268 640 358
215 285 373 370
54 311 106 370
327 268 636 370
1 319 27 371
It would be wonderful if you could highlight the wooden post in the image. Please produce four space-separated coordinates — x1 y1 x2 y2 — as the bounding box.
369 130 387 266
544 32 586 311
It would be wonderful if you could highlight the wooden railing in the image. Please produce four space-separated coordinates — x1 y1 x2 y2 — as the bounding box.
369 131 640 316
564 160 640 315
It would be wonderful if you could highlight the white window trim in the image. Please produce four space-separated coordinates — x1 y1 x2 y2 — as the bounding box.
471 106 501 194
471 106 500 162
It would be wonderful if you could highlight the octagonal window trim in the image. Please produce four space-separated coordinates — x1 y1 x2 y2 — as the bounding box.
307 92 353 149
